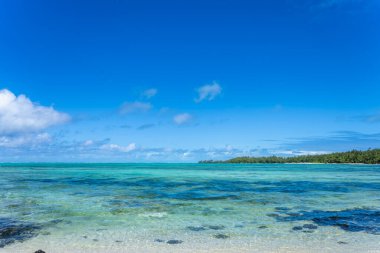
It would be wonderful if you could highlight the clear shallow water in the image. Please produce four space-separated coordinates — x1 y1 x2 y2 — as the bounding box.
0 163 380 253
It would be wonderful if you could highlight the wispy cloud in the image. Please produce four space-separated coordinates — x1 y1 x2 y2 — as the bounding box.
101 143 137 153
303 0 374 11
173 113 192 125
141 88 158 99
0 89 70 134
4 131 370 162
317 0 361 8
137 123 155 130
353 112 380 123
82 140 94 146
365 113 380 123
80 138 110 147
0 137 252 162
280 131 380 152
273 104 283 112
275 150 330 156
119 101 151 114
195 82 222 103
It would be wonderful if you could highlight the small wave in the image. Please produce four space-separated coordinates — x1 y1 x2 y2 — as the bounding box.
138 212 168 218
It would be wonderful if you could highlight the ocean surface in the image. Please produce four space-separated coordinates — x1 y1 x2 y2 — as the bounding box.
0 163 379 253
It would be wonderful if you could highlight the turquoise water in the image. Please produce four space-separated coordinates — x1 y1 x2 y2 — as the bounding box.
0 163 380 253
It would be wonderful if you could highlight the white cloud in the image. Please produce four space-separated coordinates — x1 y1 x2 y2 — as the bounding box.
101 143 137 153
82 140 94 146
173 113 192 125
275 150 330 156
0 132 51 148
0 89 70 134
119 101 151 114
142 88 158 99
195 82 222 103
1 134 334 162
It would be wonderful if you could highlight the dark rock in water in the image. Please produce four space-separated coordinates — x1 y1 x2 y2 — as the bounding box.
292 226 303 231
110 208 127 215
35 250 46 253
213 234 230 239
0 218 42 248
166 239 183 244
267 213 280 218
303 224 318 230
0 225 36 237
287 212 301 217
274 208 380 235
258 225 268 229
207 225 225 230
115 240 122 243
186 226 206 232
154 239 165 243
338 241 348 244
49 219 63 225
275 207 291 211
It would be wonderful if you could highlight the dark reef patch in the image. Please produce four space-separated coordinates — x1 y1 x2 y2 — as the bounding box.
186 226 206 232
272 208 380 235
207 225 225 230
267 213 280 218
213 234 230 239
303 224 318 230
292 226 303 231
0 218 42 248
14 176 380 203
186 225 226 232
166 239 183 244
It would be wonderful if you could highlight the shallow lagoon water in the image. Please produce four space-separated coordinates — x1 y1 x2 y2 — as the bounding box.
0 163 380 252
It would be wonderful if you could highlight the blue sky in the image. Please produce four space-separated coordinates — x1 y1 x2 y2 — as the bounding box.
0 0 379 162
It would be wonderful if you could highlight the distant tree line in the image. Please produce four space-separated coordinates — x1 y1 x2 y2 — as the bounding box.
199 149 380 164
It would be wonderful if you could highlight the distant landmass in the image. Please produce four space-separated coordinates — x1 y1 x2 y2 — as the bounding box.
199 149 380 164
